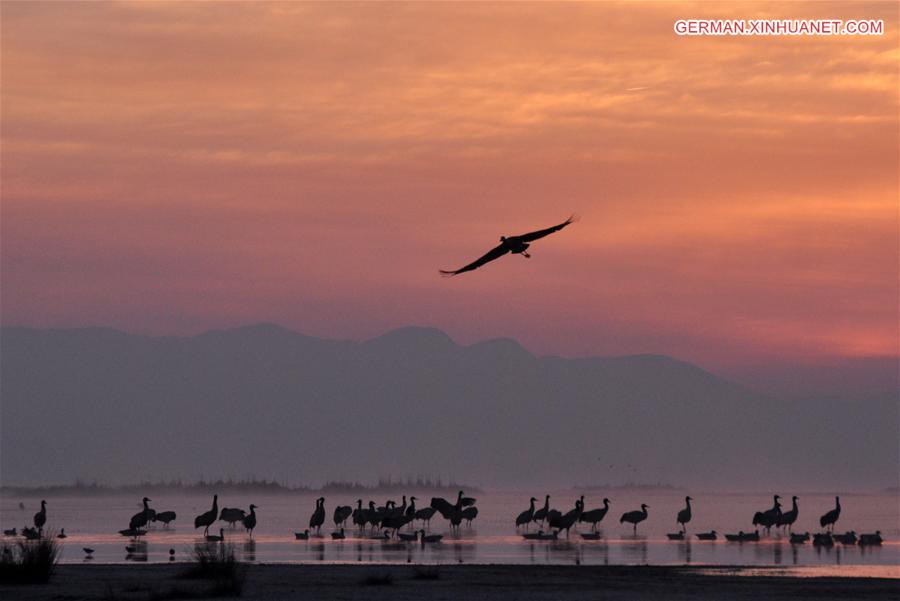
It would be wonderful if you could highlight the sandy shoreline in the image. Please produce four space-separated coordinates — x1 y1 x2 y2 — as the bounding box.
2 563 898 600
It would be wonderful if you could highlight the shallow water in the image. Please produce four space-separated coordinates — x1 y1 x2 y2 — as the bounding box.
1 489 897 573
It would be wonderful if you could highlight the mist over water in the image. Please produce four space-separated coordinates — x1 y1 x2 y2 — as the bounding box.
2 326 897 491
2 489 896 572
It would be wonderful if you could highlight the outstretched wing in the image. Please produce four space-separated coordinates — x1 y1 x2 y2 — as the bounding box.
439 243 509 276
517 214 577 242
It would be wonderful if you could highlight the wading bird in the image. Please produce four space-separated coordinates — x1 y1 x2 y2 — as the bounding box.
194 494 218 535
533 495 551 525
819 496 841 532
777 496 799 532
154 511 177 527
130 497 153 531
309 497 326 534
676 496 693 533
580 498 610 532
440 216 577 276
219 507 246 527
549 497 584 537
620 504 649 534
33 500 47 533
752 495 781 533
516 498 536 531
243 505 257 538
333 504 353 528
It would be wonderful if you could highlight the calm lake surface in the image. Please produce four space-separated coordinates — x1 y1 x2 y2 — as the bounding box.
1 489 897 575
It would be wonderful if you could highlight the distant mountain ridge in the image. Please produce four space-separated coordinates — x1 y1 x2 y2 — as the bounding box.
1 324 896 489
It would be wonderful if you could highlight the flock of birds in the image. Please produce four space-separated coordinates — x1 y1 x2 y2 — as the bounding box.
4 492 885 553
511 494 883 546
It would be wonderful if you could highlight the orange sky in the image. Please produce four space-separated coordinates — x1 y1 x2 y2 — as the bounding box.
1 1 898 370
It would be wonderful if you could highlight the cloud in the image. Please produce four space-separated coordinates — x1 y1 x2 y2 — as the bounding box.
1 1 897 368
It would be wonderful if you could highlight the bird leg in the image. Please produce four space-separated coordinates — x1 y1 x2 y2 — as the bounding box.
522 251 531 258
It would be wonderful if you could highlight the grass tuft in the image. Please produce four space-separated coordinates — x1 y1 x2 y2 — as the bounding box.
0 534 60 585
178 543 246 597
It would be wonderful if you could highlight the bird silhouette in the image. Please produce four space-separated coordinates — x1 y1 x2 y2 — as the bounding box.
153 511 177 527
130 497 153 531
819 496 841 532
419 530 443 544
752 495 781 533
242 505 257 538
33 500 47 533
777 496 799 532
397 530 418 542
676 496 692 533
516 498 536 531
532 495 551 525
194 494 218 535
414 506 436 527
696 531 717 541
620 504 649 534
440 215 577 276
309 497 325 534
548 497 583 537
580 498 610 532
333 504 353 528
789 532 810 544
219 507 246 527
859 531 882 545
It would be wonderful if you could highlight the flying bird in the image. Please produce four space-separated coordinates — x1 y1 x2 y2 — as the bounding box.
439 215 577 276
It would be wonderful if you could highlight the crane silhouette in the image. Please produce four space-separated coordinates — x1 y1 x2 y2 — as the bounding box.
549 497 583 537
532 495 551 526
752 495 781 533
333 504 353 528
309 497 325 534
243 505 257 538
516 498 536 531
129 497 152 531
819 496 841 532
194 494 218 535
33 500 47 534
778 496 799 532
676 496 693 533
620 504 649 534
440 215 577 276
580 498 610 532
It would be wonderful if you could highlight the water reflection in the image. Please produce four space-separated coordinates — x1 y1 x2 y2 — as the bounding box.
312 541 325 561
124 540 147 562
620 536 649 564
676 540 692 564
242 540 256 562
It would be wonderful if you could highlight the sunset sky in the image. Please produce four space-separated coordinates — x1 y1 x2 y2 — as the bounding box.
2 1 897 375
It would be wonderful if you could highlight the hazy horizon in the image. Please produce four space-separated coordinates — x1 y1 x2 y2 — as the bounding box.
3 323 896 490
2 321 896 400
